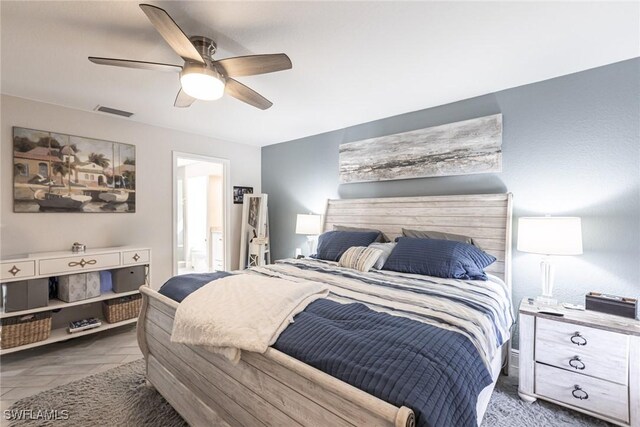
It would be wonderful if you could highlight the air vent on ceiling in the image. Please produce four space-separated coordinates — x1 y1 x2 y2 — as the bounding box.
94 105 134 118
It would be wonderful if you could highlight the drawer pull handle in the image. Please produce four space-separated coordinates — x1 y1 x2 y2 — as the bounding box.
132 253 140 262
570 332 587 346
569 356 586 370
68 258 97 268
572 385 588 400
8 265 21 276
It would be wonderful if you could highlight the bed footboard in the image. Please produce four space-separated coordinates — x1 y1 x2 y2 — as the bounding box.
136 286 416 427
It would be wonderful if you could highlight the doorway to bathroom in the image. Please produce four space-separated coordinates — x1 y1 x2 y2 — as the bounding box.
173 152 230 275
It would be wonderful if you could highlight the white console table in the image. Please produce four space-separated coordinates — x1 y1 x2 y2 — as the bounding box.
0 246 151 355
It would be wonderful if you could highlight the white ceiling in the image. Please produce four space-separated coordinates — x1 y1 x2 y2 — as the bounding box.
2 1 638 147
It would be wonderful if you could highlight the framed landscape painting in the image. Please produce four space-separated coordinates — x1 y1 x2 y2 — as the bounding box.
13 127 136 213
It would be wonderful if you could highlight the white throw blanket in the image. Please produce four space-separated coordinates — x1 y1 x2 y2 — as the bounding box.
171 274 329 363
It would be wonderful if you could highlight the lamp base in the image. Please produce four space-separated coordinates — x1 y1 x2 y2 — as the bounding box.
305 235 317 256
535 295 558 306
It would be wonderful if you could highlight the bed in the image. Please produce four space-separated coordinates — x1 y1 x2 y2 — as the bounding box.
137 193 514 427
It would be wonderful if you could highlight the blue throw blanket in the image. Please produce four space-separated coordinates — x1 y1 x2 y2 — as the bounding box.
274 299 492 427
158 272 231 302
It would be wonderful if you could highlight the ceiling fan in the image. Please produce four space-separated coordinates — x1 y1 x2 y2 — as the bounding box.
89 3 292 110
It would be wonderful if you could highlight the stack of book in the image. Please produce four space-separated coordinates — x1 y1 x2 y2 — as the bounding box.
68 318 102 333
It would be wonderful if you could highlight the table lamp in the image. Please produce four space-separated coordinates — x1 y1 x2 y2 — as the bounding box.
517 216 583 305
295 214 323 255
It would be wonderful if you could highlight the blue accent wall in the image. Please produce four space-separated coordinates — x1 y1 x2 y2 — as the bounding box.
262 58 640 343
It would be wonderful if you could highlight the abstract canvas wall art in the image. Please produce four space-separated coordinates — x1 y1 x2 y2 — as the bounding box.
339 114 502 183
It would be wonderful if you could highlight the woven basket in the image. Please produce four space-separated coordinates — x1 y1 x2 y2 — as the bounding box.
1 312 52 349
103 294 142 323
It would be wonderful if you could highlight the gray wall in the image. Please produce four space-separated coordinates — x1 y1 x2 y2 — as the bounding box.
262 58 640 346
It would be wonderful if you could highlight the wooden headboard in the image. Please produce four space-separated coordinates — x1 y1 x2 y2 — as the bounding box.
323 193 513 288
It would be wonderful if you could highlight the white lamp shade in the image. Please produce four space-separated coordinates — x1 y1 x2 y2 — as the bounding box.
517 217 583 255
295 214 323 235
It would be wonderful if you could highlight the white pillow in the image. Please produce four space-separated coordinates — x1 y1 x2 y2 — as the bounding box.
368 242 396 269
338 246 384 272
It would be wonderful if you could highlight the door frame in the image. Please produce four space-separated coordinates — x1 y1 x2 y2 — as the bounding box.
172 151 231 276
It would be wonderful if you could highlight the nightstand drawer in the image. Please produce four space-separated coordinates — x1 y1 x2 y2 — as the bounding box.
535 317 628 382
535 344 628 385
535 363 629 423
536 317 629 384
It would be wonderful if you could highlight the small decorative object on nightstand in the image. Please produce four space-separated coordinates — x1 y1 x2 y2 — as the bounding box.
517 216 583 305
295 213 323 255
518 299 640 427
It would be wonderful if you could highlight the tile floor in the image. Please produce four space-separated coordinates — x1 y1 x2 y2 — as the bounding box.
0 324 141 412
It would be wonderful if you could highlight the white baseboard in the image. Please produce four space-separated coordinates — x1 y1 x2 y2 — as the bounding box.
508 349 519 377
511 348 519 370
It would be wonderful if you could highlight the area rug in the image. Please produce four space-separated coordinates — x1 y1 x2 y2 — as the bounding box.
6 359 613 426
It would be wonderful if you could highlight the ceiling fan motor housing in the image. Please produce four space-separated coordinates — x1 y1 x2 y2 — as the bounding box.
190 36 217 60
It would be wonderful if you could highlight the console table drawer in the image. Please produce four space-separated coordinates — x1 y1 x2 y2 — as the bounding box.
535 363 629 423
122 250 150 266
0 261 36 281
39 253 121 275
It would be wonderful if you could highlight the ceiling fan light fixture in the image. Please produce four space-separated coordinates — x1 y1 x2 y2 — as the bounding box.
180 64 225 100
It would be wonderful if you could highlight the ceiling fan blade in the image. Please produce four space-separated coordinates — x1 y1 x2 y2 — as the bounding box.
215 54 292 77
139 4 205 64
89 57 182 73
174 88 196 108
225 79 273 110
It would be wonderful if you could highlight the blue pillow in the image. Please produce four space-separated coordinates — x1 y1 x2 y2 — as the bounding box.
314 231 381 262
382 237 496 280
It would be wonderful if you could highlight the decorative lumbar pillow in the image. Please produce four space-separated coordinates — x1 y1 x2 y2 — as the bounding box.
368 242 396 269
338 246 384 272
333 225 390 243
382 237 496 280
402 228 481 248
314 230 381 262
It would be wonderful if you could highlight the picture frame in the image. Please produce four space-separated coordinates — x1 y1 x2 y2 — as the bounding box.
12 127 136 213
339 114 502 183
233 186 253 204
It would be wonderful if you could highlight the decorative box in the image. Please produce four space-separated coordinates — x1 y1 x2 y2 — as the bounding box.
585 292 638 319
57 272 101 302
99 270 113 293
111 266 146 293
1 278 49 313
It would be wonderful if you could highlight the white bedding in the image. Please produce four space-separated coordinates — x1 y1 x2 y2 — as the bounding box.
170 274 328 363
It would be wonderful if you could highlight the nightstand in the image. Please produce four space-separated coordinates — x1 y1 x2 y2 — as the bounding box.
518 299 640 427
